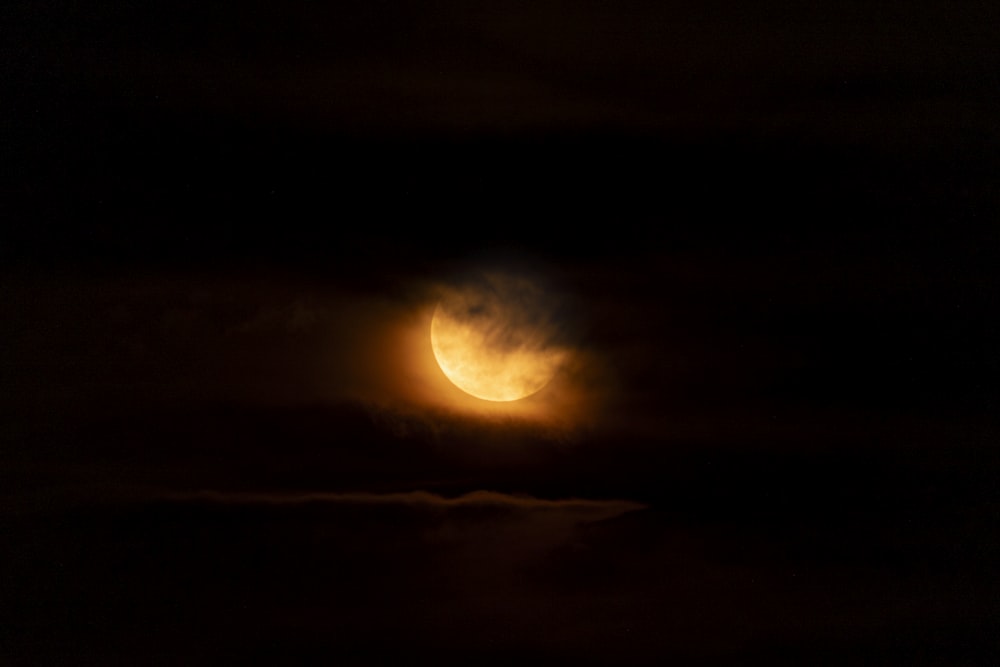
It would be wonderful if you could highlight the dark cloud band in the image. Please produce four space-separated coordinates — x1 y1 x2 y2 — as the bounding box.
164 489 645 514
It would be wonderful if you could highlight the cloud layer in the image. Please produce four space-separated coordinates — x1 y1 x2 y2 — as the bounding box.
164 488 645 516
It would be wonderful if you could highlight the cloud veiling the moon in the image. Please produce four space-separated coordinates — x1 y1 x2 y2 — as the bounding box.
431 271 575 402
437 272 571 354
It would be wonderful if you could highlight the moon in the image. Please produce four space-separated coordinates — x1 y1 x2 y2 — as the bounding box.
430 273 569 402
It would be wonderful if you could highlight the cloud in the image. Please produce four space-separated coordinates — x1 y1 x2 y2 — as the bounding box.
162 489 645 518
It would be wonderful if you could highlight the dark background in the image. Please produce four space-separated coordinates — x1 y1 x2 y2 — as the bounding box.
3 1 999 664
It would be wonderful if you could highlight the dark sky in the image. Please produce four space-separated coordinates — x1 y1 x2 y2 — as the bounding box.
3 1 1000 664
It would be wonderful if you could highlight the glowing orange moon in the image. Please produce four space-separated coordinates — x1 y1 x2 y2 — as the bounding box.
430 275 568 402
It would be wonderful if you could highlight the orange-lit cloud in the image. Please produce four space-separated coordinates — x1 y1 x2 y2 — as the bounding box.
303 270 612 432
5 269 612 435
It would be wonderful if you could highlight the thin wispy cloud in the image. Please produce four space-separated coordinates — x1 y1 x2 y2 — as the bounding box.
165 489 646 516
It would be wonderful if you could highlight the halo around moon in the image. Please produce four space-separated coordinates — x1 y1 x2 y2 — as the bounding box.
430 273 569 402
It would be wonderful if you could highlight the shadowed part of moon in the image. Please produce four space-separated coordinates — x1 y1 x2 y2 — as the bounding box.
430 274 569 402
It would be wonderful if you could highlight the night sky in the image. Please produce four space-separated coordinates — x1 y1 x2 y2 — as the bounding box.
3 1 1000 664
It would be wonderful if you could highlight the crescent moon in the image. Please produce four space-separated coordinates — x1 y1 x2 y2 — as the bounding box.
430 275 567 402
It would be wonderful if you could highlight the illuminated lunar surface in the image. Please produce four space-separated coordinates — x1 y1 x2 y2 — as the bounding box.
430 274 569 402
